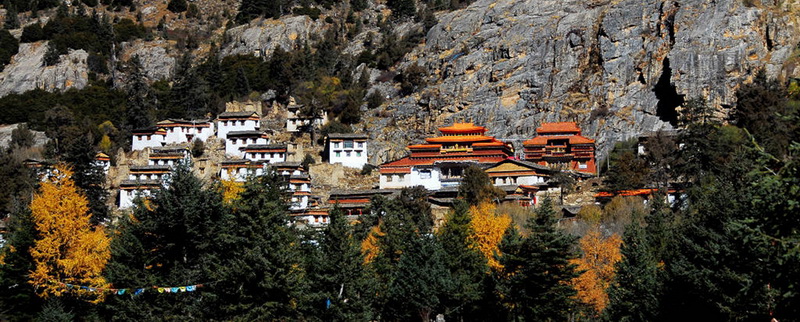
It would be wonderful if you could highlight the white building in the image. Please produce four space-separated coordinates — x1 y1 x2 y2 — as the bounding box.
379 161 478 190
225 131 269 158
94 152 110 173
327 133 368 169
217 111 260 140
118 180 160 209
219 160 268 182
157 119 214 145
484 159 551 186
242 144 287 163
148 152 189 167
286 102 328 132
131 127 167 151
288 174 312 210
128 165 172 182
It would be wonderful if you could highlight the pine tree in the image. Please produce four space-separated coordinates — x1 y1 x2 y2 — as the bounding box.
104 163 229 319
124 56 155 132
211 169 308 320
495 197 579 320
603 217 660 322
0 205 42 321
437 200 488 319
311 207 374 320
458 165 505 205
62 131 108 224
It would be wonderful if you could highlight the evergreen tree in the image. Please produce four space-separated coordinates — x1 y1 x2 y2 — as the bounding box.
166 0 187 13
62 131 109 224
0 205 42 321
103 163 229 319
458 165 505 205
310 207 374 320
124 56 155 132
0 29 19 69
495 198 579 320
387 0 416 18
604 214 660 321
3 4 19 29
437 200 488 320
733 70 795 158
211 170 308 320
171 54 212 119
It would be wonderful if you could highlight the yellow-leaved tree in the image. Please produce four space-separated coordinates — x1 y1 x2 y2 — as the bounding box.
361 225 384 264
469 201 511 271
28 163 110 301
220 178 245 204
570 229 623 315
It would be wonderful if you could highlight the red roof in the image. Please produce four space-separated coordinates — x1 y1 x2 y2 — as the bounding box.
536 122 581 134
425 135 496 144
523 135 595 146
438 123 487 134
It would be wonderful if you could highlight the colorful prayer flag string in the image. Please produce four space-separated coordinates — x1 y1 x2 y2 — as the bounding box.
54 281 204 296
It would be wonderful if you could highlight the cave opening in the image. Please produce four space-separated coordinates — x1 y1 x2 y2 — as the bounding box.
652 58 684 126
766 25 773 51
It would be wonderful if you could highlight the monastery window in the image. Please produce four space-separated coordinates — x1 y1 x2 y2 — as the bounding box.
334 142 339 148
346 151 351 157
578 162 588 169
357 142 363 148
137 136 142 141
335 152 341 157
356 151 362 157
279 153 284 158
420 170 432 179
398 174 405 182
344 140 354 149
386 175 393 182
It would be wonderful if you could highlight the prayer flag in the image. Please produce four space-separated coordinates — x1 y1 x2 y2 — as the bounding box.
186 285 196 292
171 287 179 293
117 289 126 295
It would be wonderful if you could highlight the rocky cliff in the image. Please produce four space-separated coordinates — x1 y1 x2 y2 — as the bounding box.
363 0 800 163
1 0 798 164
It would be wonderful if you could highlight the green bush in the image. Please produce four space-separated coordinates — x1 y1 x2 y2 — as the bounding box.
167 0 188 13
0 30 19 69
20 24 45 43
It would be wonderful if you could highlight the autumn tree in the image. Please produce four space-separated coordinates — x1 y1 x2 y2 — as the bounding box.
469 200 511 271
570 229 622 315
28 164 110 302
219 178 244 204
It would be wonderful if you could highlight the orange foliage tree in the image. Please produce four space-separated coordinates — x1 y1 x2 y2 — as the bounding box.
469 201 511 271
28 164 110 301
360 225 384 264
570 229 622 314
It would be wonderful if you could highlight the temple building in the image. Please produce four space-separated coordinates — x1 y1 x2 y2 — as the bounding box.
522 122 596 174
242 144 288 163
326 133 369 169
379 123 513 190
157 119 214 144
225 131 270 157
219 159 269 182
148 146 190 167
286 98 328 132
118 180 160 209
131 127 167 151
217 111 260 140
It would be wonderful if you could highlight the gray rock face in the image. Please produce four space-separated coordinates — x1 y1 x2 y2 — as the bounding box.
121 40 177 81
0 42 89 97
366 0 800 164
221 15 326 58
